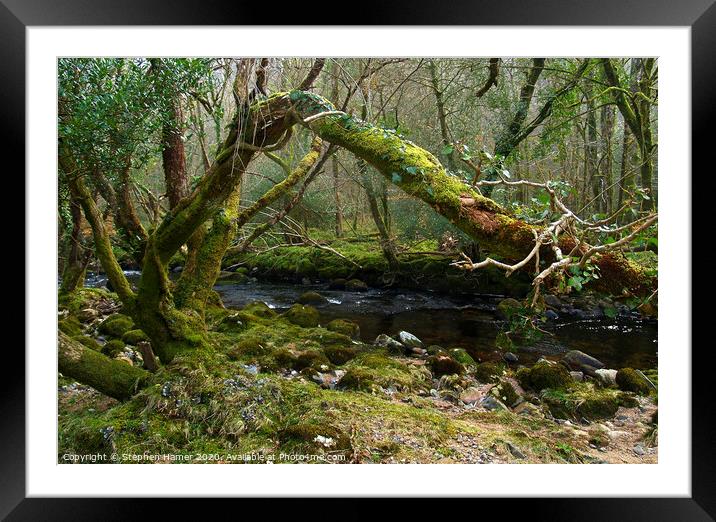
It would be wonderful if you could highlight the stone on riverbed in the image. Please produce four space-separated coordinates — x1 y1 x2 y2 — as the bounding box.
297 291 328 305
561 349 605 376
398 331 423 348
374 334 405 353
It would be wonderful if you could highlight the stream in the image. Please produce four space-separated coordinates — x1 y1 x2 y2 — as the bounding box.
85 271 658 370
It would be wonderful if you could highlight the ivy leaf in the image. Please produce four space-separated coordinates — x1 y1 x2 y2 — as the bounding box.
567 276 583 291
391 172 402 184
441 144 454 155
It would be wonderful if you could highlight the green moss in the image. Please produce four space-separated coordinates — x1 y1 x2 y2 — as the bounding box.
519 361 571 391
338 367 377 392
98 314 134 338
74 335 102 351
297 291 327 305
293 350 331 371
496 298 523 320
279 422 350 450
473 362 505 383
227 337 270 360
101 339 126 358
59 316 82 337
283 304 320 328
492 380 520 407
448 348 476 368
242 301 277 319
615 368 652 395
323 346 360 365
326 319 360 339
342 352 430 392
216 311 253 334
542 383 621 421
121 329 149 345
345 279 368 291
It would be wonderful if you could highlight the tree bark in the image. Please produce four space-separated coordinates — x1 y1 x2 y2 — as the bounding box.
428 60 458 172
59 332 149 400
59 182 90 294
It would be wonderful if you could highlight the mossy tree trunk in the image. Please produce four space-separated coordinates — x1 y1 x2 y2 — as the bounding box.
284 90 655 296
59 332 149 400
59 182 90 294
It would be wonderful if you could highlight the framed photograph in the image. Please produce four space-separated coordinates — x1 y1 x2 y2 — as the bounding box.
6 0 712 517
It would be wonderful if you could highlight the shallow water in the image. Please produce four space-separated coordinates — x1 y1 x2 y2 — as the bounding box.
215 280 657 370
85 272 657 370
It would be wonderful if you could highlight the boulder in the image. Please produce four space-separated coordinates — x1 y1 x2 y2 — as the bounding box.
98 314 134 338
297 291 328 305
561 350 605 376
398 331 423 348
328 278 347 290
518 360 572 391
283 304 320 328
345 279 368 292
503 352 519 364
543 294 562 308
374 334 404 353
496 298 522 320
615 368 653 395
427 355 465 376
326 319 360 339
480 395 508 411
594 368 618 387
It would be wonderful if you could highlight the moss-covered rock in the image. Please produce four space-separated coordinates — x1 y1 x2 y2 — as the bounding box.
216 311 253 334
283 304 320 328
473 362 505 383
59 316 82 337
297 291 328 305
293 350 331 371
121 329 149 345
345 279 368 292
338 367 376 391
616 368 652 395
98 314 134 338
279 422 350 450
427 355 464 376
519 360 572 391
326 319 360 339
542 384 621 421
227 337 270 360
259 348 297 371
242 301 277 319
73 335 101 351
101 339 125 358
426 345 447 356
323 346 360 365
448 348 476 368
491 380 520 407
496 298 522 320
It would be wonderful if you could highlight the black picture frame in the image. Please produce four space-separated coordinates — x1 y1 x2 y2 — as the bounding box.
5 1 712 518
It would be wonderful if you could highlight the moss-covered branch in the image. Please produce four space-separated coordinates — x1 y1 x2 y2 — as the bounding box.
58 332 149 400
283 90 655 296
60 147 135 306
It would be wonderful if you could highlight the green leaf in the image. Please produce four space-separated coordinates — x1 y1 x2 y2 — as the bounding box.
391 172 402 184
441 144 454 155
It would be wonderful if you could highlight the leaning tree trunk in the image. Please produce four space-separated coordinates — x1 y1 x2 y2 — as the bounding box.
59 332 149 400
283 90 655 296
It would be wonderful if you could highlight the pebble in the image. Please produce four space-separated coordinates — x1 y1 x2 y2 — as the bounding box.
503 352 519 364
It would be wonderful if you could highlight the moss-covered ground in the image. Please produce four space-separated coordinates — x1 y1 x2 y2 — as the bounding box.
58 289 658 464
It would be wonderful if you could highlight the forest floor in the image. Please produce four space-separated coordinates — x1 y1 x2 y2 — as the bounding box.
58 285 658 465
